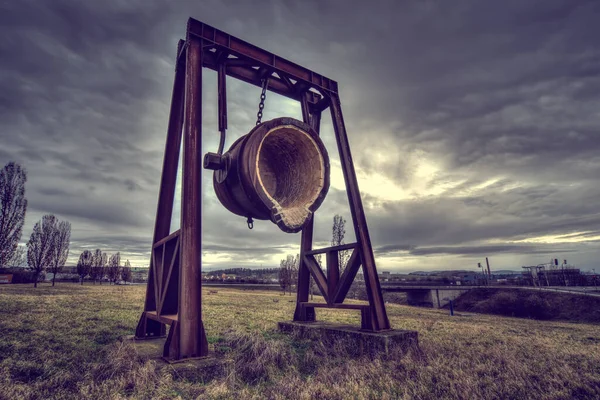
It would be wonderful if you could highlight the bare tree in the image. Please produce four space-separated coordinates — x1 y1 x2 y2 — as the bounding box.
290 253 299 294
332 214 350 274
8 245 27 267
279 259 290 295
90 249 107 284
0 162 28 268
121 259 132 283
279 254 299 295
26 215 57 287
49 220 71 286
100 252 107 283
106 252 121 284
77 250 93 285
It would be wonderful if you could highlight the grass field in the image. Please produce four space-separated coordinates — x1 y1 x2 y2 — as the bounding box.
1 283 599 399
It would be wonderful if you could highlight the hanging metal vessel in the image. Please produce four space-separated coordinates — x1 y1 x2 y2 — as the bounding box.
210 117 330 233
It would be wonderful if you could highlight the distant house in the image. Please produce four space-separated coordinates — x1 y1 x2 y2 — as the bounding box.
460 273 478 284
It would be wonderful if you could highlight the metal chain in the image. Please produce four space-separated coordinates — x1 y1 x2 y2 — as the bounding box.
247 78 268 230
255 78 269 126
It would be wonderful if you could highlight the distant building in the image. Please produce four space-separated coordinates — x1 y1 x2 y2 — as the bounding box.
522 264 583 287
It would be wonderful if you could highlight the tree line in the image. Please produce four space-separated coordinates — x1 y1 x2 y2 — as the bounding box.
76 249 132 285
0 161 132 287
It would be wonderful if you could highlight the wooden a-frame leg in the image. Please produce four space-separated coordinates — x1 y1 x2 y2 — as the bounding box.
294 94 322 322
135 40 186 339
177 34 208 358
329 92 390 331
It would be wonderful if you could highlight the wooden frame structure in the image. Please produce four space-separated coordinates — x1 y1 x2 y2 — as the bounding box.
135 18 390 360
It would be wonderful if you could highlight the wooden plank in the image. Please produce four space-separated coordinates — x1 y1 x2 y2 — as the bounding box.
187 18 337 96
361 308 374 331
153 229 181 248
153 41 186 244
159 243 166 313
326 250 339 303
164 321 180 359
301 302 368 310
329 92 390 331
332 248 361 304
303 255 329 304
305 243 357 255
159 237 180 316
294 93 321 322
152 249 160 314
138 40 185 327
146 311 178 325
178 35 209 358
202 49 318 102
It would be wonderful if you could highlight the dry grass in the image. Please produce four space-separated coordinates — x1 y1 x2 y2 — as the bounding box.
0 283 599 399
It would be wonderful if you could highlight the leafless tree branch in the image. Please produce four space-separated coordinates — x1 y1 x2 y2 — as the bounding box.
0 162 27 267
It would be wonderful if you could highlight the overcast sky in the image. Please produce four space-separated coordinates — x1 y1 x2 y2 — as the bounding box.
1 0 599 272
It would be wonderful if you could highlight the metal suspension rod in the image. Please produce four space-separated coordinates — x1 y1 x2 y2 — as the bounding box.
217 61 227 155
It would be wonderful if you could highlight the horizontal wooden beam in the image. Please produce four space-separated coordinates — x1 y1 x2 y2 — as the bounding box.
154 229 181 248
300 302 368 310
187 18 337 98
200 51 322 104
305 243 357 255
145 311 178 325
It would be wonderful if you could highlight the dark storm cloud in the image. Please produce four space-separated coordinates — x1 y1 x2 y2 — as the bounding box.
365 182 600 247
1 0 599 270
286 0 600 188
203 244 294 254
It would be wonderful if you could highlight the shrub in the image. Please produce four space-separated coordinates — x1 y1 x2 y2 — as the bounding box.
0 268 38 283
473 291 519 316
346 282 368 301
455 289 566 321
522 294 555 320
383 292 407 305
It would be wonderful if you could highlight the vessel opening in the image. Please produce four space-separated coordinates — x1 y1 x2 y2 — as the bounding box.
256 125 325 229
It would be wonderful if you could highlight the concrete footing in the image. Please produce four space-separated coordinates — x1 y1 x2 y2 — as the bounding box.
122 335 231 381
278 321 419 358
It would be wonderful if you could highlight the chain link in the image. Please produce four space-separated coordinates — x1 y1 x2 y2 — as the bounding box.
255 78 269 126
248 78 268 230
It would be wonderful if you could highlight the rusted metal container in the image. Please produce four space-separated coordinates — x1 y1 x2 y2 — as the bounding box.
212 117 330 233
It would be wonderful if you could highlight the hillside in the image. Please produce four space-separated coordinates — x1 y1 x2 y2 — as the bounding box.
450 288 600 323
